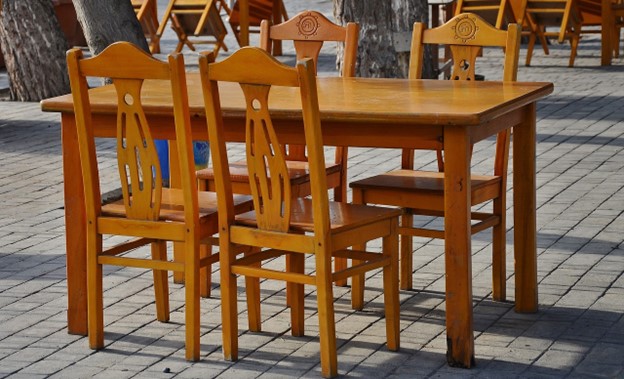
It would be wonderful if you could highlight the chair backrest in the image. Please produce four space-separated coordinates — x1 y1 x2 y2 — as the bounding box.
259 10 358 163
454 0 516 29
260 10 359 77
408 13 520 176
410 13 520 81
66 42 198 225
200 47 329 234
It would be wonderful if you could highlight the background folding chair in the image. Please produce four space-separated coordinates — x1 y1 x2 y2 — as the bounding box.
228 0 288 53
349 13 521 304
455 0 516 27
156 0 228 54
200 47 400 378
454 0 549 66
132 0 161 53
578 0 624 57
520 0 582 66
66 42 252 360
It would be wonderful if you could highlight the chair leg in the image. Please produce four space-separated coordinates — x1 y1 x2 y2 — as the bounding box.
492 197 507 302
184 240 200 361
400 212 414 290
350 187 365 310
200 243 212 298
220 241 239 361
87 233 104 349
526 32 536 66
287 231 306 305
289 253 305 337
436 149 445 172
350 252 366 311
334 257 348 287
614 25 621 58
333 148 349 287
568 29 580 67
537 26 550 55
382 218 400 351
315 248 338 378
151 240 170 322
245 247 262 332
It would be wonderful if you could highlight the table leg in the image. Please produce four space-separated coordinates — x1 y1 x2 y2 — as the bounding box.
239 0 249 46
513 103 538 313
61 114 88 335
168 142 185 284
443 125 475 368
602 0 614 65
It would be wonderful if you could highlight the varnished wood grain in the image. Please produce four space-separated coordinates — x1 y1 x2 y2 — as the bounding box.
41 60 551 372
200 47 401 378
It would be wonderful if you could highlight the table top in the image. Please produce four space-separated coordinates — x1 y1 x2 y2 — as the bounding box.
41 75 553 126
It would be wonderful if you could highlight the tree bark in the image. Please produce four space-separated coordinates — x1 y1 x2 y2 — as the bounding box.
72 0 149 55
0 0 70 101
334 0 435 79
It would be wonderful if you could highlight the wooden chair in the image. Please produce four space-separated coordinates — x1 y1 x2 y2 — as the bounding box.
132 0 160 53
196 11 357 204
65 42 252 360
519 0 582 66
349 13 521 304
578 0 624 57
156 0 228 54
455 0 516 27
455 0 550 56
199 47 401 378
228 0 288 52
196 10 358 293
453 0 538 47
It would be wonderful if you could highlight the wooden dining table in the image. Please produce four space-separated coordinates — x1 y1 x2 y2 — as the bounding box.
41 75 553 368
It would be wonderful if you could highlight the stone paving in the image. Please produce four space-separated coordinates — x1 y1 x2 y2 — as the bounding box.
0 0 624 378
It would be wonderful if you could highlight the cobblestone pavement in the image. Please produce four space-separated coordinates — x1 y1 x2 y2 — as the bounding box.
0 1 623 378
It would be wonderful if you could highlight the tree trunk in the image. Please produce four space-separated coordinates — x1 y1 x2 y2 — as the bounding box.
334 0 435 79
0 0 70 101
72 0 149 55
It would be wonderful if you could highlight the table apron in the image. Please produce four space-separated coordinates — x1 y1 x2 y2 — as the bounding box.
469 106 525 144
90 108 527 150
90 113 445 150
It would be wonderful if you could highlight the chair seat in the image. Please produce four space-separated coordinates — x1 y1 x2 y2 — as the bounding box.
350 169 501 210
102 188 253 223
235 198 402 234
197 160 342 187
